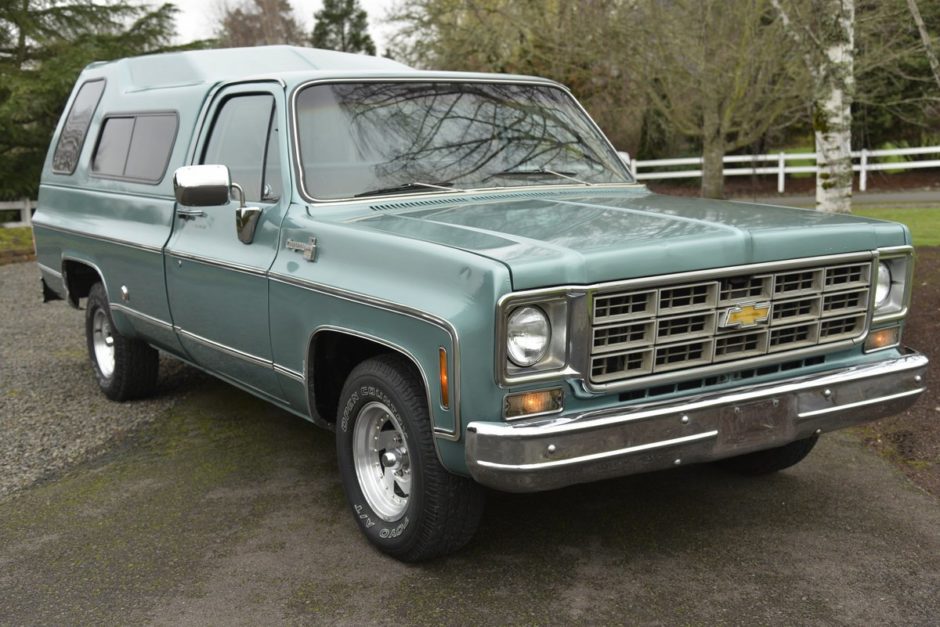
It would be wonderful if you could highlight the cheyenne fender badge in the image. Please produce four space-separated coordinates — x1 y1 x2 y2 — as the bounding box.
286 236 318 262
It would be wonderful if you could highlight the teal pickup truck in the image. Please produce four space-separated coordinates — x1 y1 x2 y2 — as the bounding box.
33 46 928 561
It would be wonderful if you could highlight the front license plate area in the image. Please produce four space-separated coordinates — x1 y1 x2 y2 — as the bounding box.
716 397 795 452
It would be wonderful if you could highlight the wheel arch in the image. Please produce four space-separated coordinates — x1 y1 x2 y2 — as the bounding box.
61 255 108 308
306 326 435 432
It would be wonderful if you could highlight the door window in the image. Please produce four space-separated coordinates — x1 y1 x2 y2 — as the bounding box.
202 94 279 202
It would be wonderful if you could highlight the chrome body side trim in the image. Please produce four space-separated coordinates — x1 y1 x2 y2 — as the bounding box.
494 251 877 393
466 349 928 492
270 272 462 441
273 364 305 383
34 220 163 254
110 303 173 329
167 250 269 277
174 326 273 368
288 76 635 205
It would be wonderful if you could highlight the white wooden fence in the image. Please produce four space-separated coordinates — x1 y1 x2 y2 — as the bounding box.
0 200 36 226
621 145 940 192
2 145 938 224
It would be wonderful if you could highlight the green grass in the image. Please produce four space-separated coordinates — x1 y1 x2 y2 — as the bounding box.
854 207 940 247
0 226 33 252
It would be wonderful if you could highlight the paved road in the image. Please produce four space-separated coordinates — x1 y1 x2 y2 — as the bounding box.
1 263 939 624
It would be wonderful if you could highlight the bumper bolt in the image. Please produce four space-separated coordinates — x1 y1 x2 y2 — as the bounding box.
823 389 832 399
681 414 690 424
674 458 682 466
915 375 923 384
547 444 557 455
815 428 822 435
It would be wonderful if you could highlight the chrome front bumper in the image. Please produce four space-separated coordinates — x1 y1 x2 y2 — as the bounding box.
466 350 928 492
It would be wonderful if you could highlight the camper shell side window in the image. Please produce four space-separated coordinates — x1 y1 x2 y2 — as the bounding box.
51 79 106 175
90 112 179 184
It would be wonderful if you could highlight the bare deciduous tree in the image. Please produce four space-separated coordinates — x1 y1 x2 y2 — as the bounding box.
628 0 806 198
388 0 644 154
905 0 940 90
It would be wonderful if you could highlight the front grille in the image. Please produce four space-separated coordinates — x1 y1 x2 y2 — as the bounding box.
589 259 871 384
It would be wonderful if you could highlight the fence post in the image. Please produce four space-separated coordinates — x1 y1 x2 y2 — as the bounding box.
777 152 786 193
859 149 868 192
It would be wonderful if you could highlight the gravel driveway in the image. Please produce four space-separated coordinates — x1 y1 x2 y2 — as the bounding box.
2 260 939 624
0 261 205 498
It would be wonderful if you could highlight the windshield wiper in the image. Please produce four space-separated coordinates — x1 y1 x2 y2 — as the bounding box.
353 181 461 198
485 168 592 186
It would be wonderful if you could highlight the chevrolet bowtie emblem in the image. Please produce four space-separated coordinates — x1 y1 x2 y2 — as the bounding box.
720 302 771 329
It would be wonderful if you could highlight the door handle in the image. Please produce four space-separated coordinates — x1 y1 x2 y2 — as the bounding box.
177 208 206 220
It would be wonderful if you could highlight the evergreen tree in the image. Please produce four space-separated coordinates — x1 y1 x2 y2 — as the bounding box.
217 0 306 47
0 1 184 200
311 0 376 55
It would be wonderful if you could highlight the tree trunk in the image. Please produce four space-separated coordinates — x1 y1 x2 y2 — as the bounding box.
906 0 940 90
814 0 855 214
701 106 725 199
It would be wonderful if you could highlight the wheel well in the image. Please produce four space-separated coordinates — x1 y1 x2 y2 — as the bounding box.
308 331 423 426
62 260 102 308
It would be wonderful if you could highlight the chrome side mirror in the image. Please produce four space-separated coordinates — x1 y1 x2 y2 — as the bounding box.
231 183 262 245
173 165 231 206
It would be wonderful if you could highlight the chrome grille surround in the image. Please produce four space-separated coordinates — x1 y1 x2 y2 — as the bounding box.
496 251 878 392
589 258 872 385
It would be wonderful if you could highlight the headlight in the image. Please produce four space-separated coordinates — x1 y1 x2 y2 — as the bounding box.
873 248 913 322
506 306 551 366
875 262 892 307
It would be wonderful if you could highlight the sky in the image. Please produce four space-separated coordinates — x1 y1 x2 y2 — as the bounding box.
165 0 398 52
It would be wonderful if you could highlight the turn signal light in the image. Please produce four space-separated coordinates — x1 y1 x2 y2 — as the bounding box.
439 347 449 409
504 388 563 419
864 327 899 352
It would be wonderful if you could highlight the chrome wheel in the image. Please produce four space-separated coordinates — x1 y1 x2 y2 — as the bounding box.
91 308 115 378
352 401 411 521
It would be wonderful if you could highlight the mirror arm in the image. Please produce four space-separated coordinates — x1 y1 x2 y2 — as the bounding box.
230 182 261 245
230 182 247 209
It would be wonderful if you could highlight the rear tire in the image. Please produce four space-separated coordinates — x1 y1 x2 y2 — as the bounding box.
716 434 819 476
336 354 484 562
85 282 158 401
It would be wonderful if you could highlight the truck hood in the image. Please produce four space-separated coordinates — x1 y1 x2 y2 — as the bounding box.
349 187 909 289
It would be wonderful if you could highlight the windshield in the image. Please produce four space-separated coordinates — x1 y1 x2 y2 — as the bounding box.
294 81 632 200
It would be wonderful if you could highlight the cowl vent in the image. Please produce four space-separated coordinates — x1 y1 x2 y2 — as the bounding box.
369 186 637 212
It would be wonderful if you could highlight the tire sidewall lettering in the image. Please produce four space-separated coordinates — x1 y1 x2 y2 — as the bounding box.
340 377 417 547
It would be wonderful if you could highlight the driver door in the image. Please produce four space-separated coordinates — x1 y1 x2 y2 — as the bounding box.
165 83 288 401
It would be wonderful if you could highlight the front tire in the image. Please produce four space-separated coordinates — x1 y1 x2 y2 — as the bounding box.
85 282 158 401
336 355 484 562
716 434 819 476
